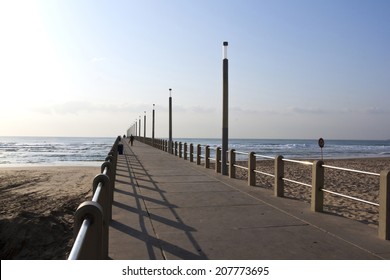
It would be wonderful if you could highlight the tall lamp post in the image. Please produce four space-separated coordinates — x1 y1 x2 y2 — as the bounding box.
135 119 137 137
152 104 155 147
169 88 173 154
139 116 141 139
221 41 229 175
144 111 146 142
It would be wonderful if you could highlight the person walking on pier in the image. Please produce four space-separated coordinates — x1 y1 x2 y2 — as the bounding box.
129 134 134 146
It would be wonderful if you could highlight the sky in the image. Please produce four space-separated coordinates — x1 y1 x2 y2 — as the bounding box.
0 0 389 140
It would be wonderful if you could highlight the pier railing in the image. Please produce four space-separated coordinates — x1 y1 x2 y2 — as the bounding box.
68 136 120 260
139 136 390 240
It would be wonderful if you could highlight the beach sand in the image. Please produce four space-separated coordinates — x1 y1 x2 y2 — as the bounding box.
233 157 390 226
1 158 389 259
0 166 98 259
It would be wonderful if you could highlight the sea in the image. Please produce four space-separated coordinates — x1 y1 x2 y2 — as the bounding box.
0 137 389 166
0 136 115 167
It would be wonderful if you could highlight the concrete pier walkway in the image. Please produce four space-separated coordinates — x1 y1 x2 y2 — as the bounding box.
108 140 390 260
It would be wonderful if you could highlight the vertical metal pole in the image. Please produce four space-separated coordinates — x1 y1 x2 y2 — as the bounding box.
221 41 229 175
144 111 146 143
169 88 173 154
138 116 141 139
135 120 137 137
152 104 155 147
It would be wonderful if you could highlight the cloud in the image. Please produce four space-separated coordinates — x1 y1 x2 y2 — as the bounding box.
289 106 327 114
32 101 148 115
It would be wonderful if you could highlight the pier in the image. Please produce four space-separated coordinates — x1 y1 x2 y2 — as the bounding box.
106 139 390 260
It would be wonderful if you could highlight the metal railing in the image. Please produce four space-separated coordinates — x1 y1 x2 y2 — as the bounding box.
68 136 120 260
140 136 390 240
321 165 380 207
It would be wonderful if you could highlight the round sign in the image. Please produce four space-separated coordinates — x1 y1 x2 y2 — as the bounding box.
318 138 325 148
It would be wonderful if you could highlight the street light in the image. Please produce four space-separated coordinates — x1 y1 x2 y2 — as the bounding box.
222 41 229 175
152 104 155 146
169 88 173 154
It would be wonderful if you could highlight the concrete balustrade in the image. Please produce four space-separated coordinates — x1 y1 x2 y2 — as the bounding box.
248 152 256 186
274 155 284 197
216 147 221 173
229 149 236 178
190 144 194 162
379 170 390 240
68 136 120 260
205 145 210 168
73 201 103 260
196 144 201 165
311 160 325 212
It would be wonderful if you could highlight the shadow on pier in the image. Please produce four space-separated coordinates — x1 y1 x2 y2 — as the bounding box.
109 143 207 259
109 141 390 260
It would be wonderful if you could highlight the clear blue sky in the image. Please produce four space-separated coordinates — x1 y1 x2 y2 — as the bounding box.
1 0 389 139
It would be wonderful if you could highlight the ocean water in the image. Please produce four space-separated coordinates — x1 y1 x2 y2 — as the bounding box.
0 137 115 166
1 137 389 166
174 138 390 160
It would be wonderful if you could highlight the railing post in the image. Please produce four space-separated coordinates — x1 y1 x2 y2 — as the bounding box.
184 143 188 160
179 142 182 158
174 141 178 156
190 144 194 162
196 144 201 165
101 161 113 216
92 174 110 259
73 201 104 260
229 149 236 178
205 145 210 168
274 155 284 197
379 170 390 240
216 147 221 173
248 152 256 186
311 160 324 212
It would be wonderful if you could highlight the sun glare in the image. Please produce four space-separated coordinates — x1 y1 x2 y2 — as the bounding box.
0 1 69 108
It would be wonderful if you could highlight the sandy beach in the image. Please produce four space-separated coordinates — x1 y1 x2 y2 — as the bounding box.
1 158 389 259
0 166 99 259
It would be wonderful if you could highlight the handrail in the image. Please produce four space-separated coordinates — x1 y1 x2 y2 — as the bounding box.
254 169 275 178
234 164 248 170
92 183 102 202
68 218 91 260
282 177 312 188
321 188 380 207
322 164 380 176
282 158 313 165
68 136 120 260
234 151 249 155
254 154 274 160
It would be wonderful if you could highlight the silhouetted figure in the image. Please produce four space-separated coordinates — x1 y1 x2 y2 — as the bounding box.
130 134 134 146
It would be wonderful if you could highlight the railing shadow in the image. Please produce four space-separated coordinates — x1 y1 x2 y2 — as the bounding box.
110 141 208 259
